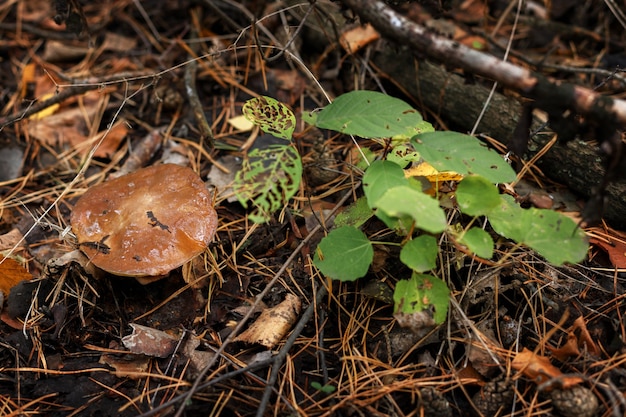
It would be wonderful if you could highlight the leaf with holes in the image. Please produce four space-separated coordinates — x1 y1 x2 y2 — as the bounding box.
386 144 422 166
233 144 302 223
394 273 449 326
242 96 295 140
315 90 425 138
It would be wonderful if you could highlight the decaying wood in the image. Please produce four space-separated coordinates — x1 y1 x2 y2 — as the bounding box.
337 0 626 227
340 0 626 124
374 51 626 228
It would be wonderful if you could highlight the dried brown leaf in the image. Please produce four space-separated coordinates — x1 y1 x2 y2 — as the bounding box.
0 256 33 296
235 293 301 348
100 353 150 378
122 324 180 358
340 24 380 53
511 348 583 390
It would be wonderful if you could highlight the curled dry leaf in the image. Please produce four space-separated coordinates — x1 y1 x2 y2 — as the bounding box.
121 323 180 358
0 256 32 297
70 164 218 281
466 327 502 378
0 229 25 252
100 354 150 379
547 332 581 362
571 316 601 356
589 232 626 269
511 348 583 390
340 23 380 53
234 293 301 348
182 336 215 377
46 250 103 280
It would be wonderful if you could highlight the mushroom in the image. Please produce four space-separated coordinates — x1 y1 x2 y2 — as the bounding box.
70 164 217 283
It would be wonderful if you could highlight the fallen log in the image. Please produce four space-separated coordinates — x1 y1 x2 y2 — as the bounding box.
335 0 626 228
373 51 626 228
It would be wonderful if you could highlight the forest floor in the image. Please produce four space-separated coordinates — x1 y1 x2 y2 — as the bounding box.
1 0 626 416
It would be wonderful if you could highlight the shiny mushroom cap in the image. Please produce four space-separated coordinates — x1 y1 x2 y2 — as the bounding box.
71 164 218 278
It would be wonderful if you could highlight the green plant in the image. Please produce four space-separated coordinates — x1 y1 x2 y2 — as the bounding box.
310 381 336 394
233 96 301 223
239 91 589 326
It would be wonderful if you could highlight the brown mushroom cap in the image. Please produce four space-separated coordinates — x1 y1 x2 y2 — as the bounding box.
70 164 217 277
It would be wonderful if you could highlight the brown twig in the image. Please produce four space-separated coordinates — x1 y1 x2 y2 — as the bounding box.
172 185 356 417
256 281 329 417
0 84 93 131
184 27 215 148
0 68 158 131
339 0 626 127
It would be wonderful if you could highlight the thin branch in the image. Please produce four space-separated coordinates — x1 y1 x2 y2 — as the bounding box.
0 85 93 131
339 0 626 127
184 27 215 148
172 186 356 417
256 281 329 417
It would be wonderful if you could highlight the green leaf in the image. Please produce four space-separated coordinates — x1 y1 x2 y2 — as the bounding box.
310 381 336 393
314 226 374 281
376 186 447 233
412 131 516 183
456 175 502 216
334 197 374 228
400 235 438 272
394 273 449 325
301 110 317 126
385 144 421 166
242 96 295 140
485 195 522 241
315 91 424 138
520 209 588 265
374 210 414 236
457 227 494 258
353 147 377 171
362 160 408 209
393 120 435 139
489 196 588 265
233 145 302 223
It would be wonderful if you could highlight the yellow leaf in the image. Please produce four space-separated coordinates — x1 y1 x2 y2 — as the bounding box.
405 161 463 182
28 93 60 120
21 63 37 98
404 162 463 196
227 114 254 131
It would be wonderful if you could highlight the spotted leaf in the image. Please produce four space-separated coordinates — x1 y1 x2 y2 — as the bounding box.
233 144 302 223
242 96 295 141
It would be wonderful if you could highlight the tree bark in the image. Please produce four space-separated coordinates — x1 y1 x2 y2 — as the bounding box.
340 0 626 125
373 49 626 228
339 0 626 227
